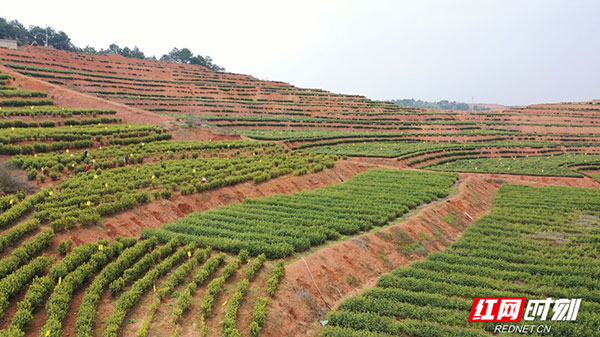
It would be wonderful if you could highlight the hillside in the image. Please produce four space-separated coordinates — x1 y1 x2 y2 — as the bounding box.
3 46 600 174
0 46 401 116
0 45 599 337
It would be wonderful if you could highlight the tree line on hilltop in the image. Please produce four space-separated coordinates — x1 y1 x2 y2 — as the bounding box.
392 98 491 111
0 17 224 71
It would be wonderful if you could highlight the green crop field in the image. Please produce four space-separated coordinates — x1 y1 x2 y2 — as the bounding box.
426 153 600 177
0 70 321 337
37 150 336 231
0 20 599 337
145 169 458 257
322 184 600 337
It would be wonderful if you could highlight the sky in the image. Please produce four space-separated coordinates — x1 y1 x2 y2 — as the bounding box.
2 0 599 106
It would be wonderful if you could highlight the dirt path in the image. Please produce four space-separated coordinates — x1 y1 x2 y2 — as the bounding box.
94 291 115 337
61 287 86 337
27 305 48 337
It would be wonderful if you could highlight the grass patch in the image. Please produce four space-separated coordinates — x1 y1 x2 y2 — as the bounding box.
443 214 457 225
417 232 431 242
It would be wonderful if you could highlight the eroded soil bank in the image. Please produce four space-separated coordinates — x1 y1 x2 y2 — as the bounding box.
54 160 370 245
263 175 499 337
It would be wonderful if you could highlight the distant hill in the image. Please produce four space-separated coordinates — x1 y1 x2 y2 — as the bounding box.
391 98 504 111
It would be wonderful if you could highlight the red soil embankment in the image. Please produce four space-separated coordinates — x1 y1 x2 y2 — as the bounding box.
263 175 500 337
54 160 370 245
261 170 600 337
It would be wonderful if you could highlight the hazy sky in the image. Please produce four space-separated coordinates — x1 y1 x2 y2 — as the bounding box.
3 0 599 105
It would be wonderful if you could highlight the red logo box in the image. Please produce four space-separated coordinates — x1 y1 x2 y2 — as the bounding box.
469 297 527 322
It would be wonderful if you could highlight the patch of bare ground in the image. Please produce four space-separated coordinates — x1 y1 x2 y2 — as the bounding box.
26 305 48 337
94 290 115 336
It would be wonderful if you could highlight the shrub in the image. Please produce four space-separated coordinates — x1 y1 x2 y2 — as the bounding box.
54 163 65 172
238 249 250 264
26 168 37 180
58 239 74 255
160 188 172 199
253 172 270 184
51 216 77 232
310 164 324 173
266 261 285 296
80 210 101 227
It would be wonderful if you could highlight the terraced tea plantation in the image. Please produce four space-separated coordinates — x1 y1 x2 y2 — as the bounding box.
0 68 462 337
0 49 402 117
3 46 600 173
1 42 600 337
426 153 600 178
322 184 600 337
145 169 458 257
0 71 341 336
0 234 282 337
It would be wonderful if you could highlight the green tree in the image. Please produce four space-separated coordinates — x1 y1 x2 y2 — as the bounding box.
160 47 224 71
0 16 222 71
48 30 73 50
